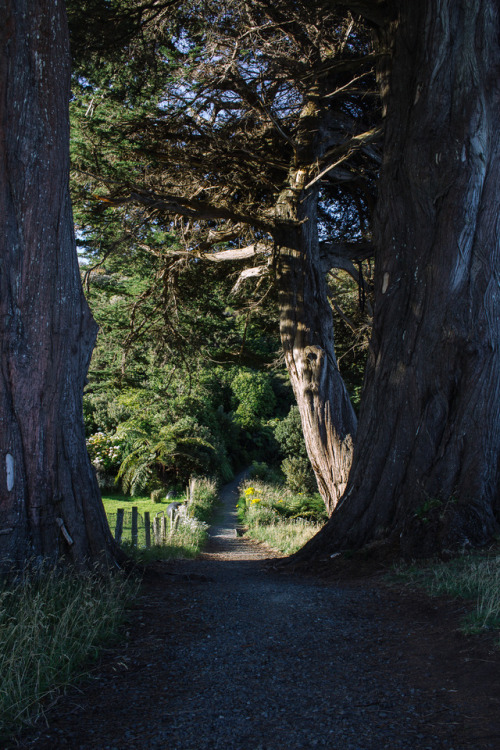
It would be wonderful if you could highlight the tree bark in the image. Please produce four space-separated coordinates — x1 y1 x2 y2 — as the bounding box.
275 94 357 516
296 0 500 558
0 0 121 570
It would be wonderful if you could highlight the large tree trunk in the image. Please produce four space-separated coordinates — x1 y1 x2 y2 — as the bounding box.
275 95 357 515
0 0 121 570
296 0 500 558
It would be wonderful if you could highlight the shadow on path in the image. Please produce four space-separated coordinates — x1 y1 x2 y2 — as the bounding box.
12 475 500 750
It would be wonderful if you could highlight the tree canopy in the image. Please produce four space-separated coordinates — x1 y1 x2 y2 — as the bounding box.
2 0 499 569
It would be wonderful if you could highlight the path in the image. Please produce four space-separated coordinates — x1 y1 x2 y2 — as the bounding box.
13 476 500 749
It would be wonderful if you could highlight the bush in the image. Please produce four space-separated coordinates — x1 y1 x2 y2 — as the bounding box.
86 431 123 474
249 460 283 484
239 479 327 532
150 488 165 503
238 480 325 554
281 456 317 493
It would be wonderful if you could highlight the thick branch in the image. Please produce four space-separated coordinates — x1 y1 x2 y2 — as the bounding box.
320 240 373 272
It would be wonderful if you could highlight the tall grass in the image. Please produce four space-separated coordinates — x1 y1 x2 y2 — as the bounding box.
247 519 324 555
392 552 500 636
107 477 220 563
188 477 220 523
238 479 326 555
0 564 137 741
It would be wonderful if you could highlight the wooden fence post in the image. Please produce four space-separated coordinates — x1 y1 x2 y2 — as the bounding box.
131 506 138 547
115 508 124 545
144 512 151 548
160 514 166 544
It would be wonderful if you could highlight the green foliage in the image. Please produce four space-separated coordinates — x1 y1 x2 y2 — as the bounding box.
150 489 165 503
0 565 137 740
239 480 327 527
231 370 277 431
281 456 317 494
80 234 291 488
273 406 317 492
237 480 325 554
86 431 123 473
187 477 220 524
116 418 216 495
248 460 283 484
273 406 308 459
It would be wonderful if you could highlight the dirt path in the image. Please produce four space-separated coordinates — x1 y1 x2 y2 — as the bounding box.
13 476 500 749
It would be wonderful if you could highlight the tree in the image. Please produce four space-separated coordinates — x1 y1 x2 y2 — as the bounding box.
295 0 500 560
81 244 291 490
0 0 121 570
69 0 380 514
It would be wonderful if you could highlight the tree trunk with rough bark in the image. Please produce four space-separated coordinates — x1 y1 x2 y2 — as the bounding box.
295 0 500 558
0 0 121 570
274 94 357 516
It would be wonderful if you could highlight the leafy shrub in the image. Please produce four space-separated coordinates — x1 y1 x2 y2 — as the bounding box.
116 418 216 495
231 370 277 430
273 406 308 458
238 480 325 553
273 406 316 492
239 480 327 527
86 431 123 473
281 456 317 493
249 460 283 484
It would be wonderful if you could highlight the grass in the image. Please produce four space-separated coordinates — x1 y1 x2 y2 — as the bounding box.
246 518 324 555
237 479 326 555
101 491 180 517
1 478 220 742
102 477 220 562
391 549 500 638
0 564 138 742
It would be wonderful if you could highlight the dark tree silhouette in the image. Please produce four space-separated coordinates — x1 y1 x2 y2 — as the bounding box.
295 0 500 560
0 0 122 570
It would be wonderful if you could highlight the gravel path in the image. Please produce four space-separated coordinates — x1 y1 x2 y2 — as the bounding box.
14 474 500 749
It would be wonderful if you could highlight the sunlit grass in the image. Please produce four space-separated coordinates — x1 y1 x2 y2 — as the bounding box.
103 478 219 561
237 479 326 555
246 519 323 555
101 491 182 517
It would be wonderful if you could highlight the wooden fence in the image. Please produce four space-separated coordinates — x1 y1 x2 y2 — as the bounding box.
109 508 178 548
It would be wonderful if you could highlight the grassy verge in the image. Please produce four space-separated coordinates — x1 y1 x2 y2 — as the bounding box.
101 492 165 517
0 565 138 742
102 477 220 562
390 549 500 639
1 478 220 742
237 479 327 555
